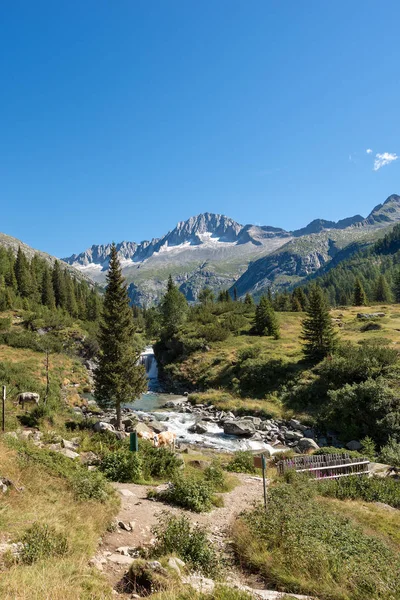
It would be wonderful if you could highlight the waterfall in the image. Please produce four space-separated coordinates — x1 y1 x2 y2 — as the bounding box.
139 346 159 389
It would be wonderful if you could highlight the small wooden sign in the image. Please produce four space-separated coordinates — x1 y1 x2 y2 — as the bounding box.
253 455 263 469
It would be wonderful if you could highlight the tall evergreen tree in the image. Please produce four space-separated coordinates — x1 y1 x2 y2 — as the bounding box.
254 296 280 338
375 274 392 303
394 269 400 303
198 287 214 305
94 244 147 430
52 261 67 308
160 275 188 338
301 285 337 362
353 278 368 306
14 247 32 298
244 292 254 306
41 266 56 309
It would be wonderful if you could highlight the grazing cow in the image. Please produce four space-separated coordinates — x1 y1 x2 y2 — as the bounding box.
156 431 177 450
137 431 152 442
18 392 40 411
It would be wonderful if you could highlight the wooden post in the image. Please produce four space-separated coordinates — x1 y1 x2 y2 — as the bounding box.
44 350 49 405
262 454 267 510
2 385 5 433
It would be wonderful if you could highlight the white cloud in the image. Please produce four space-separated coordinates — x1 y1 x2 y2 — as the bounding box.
373 152 398 171
366 148 373 154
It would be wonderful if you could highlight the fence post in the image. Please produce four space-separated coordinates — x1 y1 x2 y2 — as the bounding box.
2 385 5 433
262 454 267 510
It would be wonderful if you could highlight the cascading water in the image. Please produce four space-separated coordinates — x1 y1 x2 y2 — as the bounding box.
139 346 159 391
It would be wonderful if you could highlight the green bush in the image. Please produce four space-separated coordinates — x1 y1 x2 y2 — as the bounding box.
19 523 68 565
151 513 220 577
317 475 400 509
232 479 400 599
150 474 214 512
226 451 256 474
204 459 228 492
99 449 143 483
140 440 183 480
70 470 110 502
313 446 363 459
0 317 11 331
380 436 400 468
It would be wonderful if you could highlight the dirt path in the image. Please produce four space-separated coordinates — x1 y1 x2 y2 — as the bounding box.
98 474 265 588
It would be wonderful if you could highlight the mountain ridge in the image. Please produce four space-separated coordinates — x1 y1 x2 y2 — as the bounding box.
62 194 400 305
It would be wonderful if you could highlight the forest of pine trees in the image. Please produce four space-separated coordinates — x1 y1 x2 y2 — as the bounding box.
0 246 101 321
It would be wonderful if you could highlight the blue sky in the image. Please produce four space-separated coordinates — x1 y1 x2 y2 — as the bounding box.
1 1 400 257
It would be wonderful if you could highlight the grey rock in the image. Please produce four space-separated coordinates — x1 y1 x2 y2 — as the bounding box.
62 439 78 450
284 431 303 442
93 421 115 433
188 420 209 434
223 420 256 437
118 521 132 531
346 440 362 451
298 438 320 451
59 448 80 460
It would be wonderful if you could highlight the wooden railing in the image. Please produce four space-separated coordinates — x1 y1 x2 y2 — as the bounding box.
276 453 370 480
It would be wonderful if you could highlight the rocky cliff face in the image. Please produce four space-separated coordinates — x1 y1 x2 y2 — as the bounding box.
63 195 400 304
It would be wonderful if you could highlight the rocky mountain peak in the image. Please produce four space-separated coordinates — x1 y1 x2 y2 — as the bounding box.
171 213 243 243
364 194 400 226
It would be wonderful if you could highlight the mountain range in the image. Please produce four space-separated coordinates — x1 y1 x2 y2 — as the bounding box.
61 194 400 305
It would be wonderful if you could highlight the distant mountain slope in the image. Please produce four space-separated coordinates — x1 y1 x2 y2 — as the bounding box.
0 232 89 282
64 195 400 305
231 195 400 299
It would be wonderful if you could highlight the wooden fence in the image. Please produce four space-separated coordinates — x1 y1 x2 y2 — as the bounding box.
276 453 370 480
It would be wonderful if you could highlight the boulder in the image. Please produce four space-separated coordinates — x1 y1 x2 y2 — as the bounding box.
188 421 209 434
62 439 78 450
298 438 320 451
357 312 385 319
168 556 185 575
284 431 303 442
346 440 362 451
59 448 80 460
223 420 256 437
80 451 100 465
93 421 115 433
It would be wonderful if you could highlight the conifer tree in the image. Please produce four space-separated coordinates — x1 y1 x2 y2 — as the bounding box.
14 247 32 298
394 269 400 303
160 275 188 338
353 278 368 306
301 285 337 362
375 274 392 303
94 244 147 429
233 286 238 301
244 292 254 306
41 266 56 309
52 261 67 308
254 296 280 338
198 287 214 305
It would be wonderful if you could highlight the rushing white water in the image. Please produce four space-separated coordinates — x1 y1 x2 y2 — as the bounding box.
133 348 278 453
128 393 278 454
139 346 159 390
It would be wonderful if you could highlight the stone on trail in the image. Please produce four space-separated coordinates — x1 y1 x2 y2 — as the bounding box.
119 488 135 497
182 575 215 594
118 521 133 531
107 553 134 565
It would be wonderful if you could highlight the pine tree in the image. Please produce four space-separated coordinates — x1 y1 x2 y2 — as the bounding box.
301 285 337 362
265 302 280 339
375 274 392 303
52 261 67 308
86 288 101 321
353 278 368 306
94 244 147 429
41 266 56 309
198 287 214 305
14 247 32 298
161 275 188 338
394 269 400 303
244 292 254 306
254 296 270 335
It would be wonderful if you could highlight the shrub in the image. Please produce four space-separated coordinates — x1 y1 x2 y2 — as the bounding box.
204 459 228 492
317 475 400 509
99 449 143 483
380 436 400 468
126 558 172 595
313 446 363 459
0 317 11 331
140 440 183 480
151 513 220 577
226 451 256 474
232 480 400 599
19 523 68 565
150 474 214 512
70 470 110 502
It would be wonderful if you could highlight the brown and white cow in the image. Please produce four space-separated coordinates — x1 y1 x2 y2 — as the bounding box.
156 431 177 450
